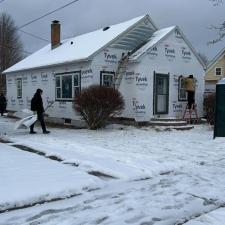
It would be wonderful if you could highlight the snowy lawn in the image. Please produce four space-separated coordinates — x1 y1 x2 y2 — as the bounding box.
184 207 225 225
0 143 102 212
0 116 225 225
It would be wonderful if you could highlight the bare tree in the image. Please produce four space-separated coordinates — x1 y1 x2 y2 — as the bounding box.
208 0 225 43
0 12 24 93
210 0 223 5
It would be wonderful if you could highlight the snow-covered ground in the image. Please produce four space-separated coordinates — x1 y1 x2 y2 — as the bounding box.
0 143 102 212
0 116 225 225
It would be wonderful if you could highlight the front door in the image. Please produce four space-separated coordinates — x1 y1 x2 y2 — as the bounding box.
153 72 169 115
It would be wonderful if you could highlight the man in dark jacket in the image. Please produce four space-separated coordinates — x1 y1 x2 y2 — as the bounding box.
30 89 50 134
0 93 7 116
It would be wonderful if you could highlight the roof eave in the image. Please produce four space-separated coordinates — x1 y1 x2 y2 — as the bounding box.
130 26 176 61
88 15 158 60
3 58 91 74
206 48 225 72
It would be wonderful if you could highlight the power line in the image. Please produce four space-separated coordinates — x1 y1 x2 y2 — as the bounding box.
18 30 49 43
18 0 80 29
1 0 80 54
16 0 80 43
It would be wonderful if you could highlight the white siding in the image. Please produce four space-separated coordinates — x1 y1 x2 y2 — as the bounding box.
119 30 205 121
6 62 91 120
6 31 205 123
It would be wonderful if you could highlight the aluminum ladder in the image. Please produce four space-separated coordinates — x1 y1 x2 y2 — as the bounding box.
114 53 129 90
182 103 199 124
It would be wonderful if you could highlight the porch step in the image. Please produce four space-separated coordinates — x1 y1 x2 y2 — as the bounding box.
151 118 185 122
153 125 194 131
149 118 194 131
149 119 188 127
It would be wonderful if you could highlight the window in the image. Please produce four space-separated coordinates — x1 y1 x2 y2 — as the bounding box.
100 71 115 88
17 78 22 98
74 75 80 97
215 68 222 76
55 72 81 100
62 76 72 98
178 76 187 101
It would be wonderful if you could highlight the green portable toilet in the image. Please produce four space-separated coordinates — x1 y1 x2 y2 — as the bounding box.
214 78 225 138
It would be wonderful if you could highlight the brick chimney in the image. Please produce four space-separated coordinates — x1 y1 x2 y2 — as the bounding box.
51 20 61 49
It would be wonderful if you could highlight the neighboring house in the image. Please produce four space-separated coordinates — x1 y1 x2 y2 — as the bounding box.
3 15 205 125
205 47 225 93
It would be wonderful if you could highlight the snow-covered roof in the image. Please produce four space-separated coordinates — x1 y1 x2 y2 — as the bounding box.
4 15 157 73
129 26 205 68
129 26 175 60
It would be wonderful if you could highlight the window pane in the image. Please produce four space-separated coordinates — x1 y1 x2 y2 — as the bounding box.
103 74 114 87
178 76 187 101
216 68 222 76
56 76 60 87
74 75 79 87
74 87 80 97
56 88 61 99
18 89 22 98
62 76 72 98
17 80 21 89
157 77 167 94
17 79 22 98
180 78 185 88
180 89 187 99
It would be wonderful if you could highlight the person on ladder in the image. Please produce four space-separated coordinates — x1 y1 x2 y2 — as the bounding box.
184 75 196 123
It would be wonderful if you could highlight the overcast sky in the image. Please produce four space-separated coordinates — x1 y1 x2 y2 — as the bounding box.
1 0 225 60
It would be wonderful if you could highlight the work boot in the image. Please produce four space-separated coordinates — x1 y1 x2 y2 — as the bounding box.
43 130 50 134
30 131 37 134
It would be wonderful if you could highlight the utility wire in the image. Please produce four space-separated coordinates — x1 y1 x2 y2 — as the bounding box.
16 0 80 43
1 0 80 54
18 30 49 42
18 0 80 29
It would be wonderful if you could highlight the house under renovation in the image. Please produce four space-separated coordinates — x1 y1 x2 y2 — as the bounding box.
4 15 205 125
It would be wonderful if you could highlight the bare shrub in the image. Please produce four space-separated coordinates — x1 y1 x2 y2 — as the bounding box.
204 93 216 125
74 85 124 129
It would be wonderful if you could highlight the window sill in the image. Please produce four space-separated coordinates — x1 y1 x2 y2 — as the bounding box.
55 99 75 102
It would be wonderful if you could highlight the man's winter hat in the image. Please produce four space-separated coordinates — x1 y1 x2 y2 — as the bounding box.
36 88 43 94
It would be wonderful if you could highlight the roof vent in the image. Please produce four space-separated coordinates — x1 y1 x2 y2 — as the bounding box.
103 26 110 31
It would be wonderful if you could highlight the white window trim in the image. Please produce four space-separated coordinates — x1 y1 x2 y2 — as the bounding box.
17 78 22 99
178 76 187 101
55 72 81 101
100 71 115 88
215 67 223 76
